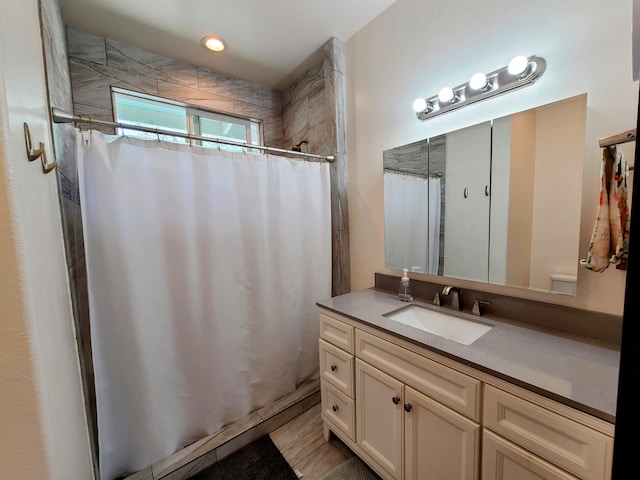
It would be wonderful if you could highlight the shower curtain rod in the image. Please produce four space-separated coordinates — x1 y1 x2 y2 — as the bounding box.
384 167 443 178
51 108 335 163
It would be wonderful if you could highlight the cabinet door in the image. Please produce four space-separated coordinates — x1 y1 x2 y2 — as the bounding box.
404 386 480 480
443 121 491 282
356 359 404 480
483 430 579 480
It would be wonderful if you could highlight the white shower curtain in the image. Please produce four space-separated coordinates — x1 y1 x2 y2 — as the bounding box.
76 131 331 479
384 172 441 274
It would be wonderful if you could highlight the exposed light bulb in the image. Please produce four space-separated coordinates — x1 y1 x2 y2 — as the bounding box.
413 98 428 112
508 55 529 75
438 87 454 103
469 72 488 90
202 36 225 52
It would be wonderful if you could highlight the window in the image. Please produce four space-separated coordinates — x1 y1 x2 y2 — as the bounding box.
112 88 262 150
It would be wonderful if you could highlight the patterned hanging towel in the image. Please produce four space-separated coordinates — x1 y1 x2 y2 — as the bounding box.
580 145 631 272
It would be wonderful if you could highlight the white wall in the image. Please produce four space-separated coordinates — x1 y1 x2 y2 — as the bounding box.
529 97 586 291
346 0 637 315
0 0 93 478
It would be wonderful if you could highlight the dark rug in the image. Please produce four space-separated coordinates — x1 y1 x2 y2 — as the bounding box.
319 457 381 480
187 435 298 480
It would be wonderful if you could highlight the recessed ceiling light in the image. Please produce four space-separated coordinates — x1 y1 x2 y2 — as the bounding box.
201 36 225 52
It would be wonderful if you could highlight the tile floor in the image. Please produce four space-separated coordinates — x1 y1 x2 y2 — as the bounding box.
124 381 359 480
270 404 356 480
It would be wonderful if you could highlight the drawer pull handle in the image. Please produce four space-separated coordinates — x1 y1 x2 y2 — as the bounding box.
392 396 401 405
332 405 339 412
404 403 413 413
330 364 337 372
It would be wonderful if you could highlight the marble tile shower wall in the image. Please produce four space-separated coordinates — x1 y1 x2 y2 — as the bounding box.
66 28 284 147
39 1 99 478
282 60 330 155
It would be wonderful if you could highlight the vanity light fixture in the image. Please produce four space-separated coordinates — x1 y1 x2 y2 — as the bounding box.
469 72 489 90
507 55 529 76
412 98 428 112
413 55 546 121
201 35 226 52
438 86 455 103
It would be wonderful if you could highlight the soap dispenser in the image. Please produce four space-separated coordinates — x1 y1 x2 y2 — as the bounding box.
398 268 413 302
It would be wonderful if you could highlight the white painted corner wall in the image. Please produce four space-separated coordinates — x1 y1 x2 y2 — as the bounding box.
0 0 93 478
346 0 638 315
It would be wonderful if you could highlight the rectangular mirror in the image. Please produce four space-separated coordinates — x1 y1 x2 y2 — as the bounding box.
383 94 587 295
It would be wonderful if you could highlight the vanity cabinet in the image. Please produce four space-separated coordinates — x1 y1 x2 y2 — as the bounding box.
404 384 480 480
483 386 612 480
318 307 614 480
482 430 580 480
356 359 404 479
319 313 356 441
355 331 481 480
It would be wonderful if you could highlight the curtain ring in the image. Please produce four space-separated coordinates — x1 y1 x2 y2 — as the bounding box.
89 117 93 133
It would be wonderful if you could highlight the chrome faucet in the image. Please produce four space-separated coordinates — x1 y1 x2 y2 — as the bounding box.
441 286 461 311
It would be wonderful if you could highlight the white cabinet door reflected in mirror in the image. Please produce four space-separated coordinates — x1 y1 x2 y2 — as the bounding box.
444 121 491 282
383 94 587 295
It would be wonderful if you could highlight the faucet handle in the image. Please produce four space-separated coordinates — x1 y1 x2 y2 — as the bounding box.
430 290 442 306
471 299 492 316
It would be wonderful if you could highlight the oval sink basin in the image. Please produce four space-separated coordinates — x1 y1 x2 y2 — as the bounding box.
383 304 494 345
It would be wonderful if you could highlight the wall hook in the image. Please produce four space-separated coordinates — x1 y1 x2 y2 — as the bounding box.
24 122 56 174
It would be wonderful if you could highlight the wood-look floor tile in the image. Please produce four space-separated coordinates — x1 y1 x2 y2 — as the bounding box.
256 377 319 420
156 449 216 480
123 466 153 480
329 434 356 461
301 390 321 412
292 442 350 480
215 404 302 461
152 412 262 478
270 404 325 466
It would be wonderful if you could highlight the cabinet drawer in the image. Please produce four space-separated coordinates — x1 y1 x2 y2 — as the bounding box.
482 430 579 480
320 313 355 354
356 330 481 421
321 379 355 441
484 386 613 480
319 339 354 397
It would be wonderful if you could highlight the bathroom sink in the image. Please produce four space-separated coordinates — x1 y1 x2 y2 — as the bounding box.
383 304 494 345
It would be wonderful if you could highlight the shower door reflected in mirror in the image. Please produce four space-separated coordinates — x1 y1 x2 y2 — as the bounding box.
383 94 587 294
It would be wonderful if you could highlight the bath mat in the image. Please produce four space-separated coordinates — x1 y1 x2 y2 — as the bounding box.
187 435 298 480
320 457 382 480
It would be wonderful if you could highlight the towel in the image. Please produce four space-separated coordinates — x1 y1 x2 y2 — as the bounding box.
580 145 631 272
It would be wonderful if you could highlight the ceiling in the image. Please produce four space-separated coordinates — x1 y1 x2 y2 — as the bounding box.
58 0 397 90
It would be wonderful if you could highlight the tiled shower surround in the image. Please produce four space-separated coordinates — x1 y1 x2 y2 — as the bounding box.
67 28 350 297
66 28 285 146
39 9 350 477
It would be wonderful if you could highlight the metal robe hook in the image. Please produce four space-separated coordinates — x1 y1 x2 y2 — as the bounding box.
23 122 56 174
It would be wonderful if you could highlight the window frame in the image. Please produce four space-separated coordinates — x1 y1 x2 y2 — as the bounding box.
111 87 263 148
